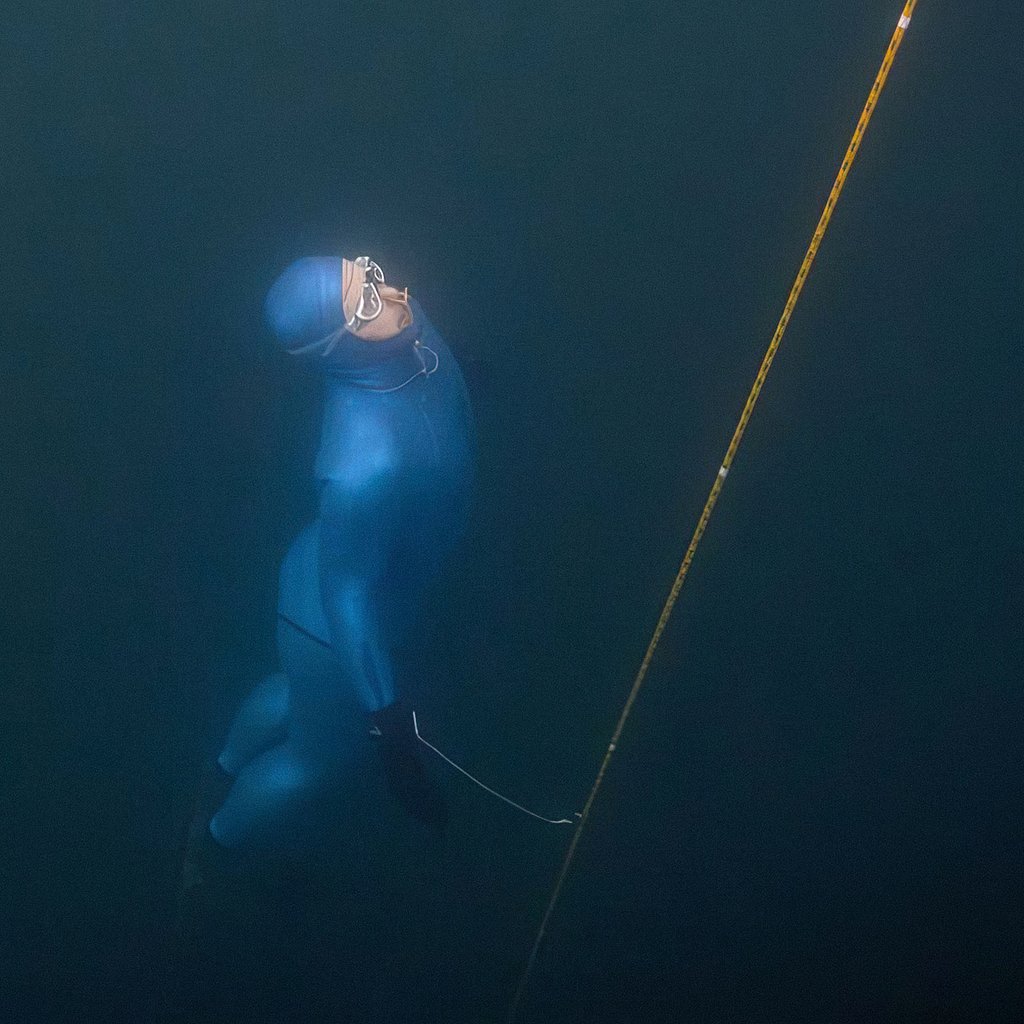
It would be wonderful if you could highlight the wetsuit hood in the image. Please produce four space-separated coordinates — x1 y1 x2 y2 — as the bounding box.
264 255 425 387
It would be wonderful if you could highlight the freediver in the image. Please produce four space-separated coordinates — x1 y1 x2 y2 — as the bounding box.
209 255 475 850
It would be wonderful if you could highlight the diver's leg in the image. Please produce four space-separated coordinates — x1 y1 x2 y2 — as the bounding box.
217 672 289 776
277 614 366 760
208 619 364 850
208 744 317 850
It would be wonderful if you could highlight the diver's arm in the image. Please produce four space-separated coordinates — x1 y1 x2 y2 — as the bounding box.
317 480 396 713
317 478 447 829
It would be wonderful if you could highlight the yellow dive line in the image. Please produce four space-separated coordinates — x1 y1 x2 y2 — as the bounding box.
506 2 918 1020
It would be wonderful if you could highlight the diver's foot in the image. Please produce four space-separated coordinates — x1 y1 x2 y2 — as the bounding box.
371 701 449 834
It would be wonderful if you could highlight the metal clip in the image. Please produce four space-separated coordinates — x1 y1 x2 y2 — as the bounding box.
346 255 386 329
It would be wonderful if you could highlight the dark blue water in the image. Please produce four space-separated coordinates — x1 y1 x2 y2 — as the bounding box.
4 1 1022 1021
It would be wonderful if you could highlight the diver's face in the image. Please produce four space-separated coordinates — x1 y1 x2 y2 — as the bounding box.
341 257 413 342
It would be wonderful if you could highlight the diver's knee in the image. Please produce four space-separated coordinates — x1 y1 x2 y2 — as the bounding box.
208 811 231 849
207 752 328 851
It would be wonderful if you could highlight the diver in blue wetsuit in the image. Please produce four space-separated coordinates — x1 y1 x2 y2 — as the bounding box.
209 255 474 851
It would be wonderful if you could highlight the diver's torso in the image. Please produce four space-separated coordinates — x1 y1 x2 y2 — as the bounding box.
278 300 474 647
314 332 474 494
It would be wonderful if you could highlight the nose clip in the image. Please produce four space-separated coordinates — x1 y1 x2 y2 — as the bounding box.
346 255 386 329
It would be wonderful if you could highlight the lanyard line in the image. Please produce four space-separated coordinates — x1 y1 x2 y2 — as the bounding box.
506 4 919 1021
412 713 579 825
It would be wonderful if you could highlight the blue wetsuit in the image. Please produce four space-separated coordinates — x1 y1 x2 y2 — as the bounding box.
210 258 474 850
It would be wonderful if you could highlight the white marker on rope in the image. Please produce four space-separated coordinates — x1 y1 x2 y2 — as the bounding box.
898 13 911 28
412 711 579 825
